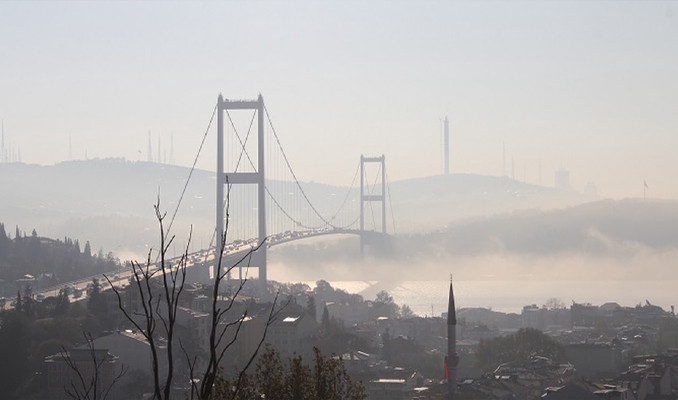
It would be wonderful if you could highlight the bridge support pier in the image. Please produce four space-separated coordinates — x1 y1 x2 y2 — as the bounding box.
216 94 267 293
360 154 387 254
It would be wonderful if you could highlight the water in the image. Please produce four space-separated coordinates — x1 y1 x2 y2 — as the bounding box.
312 280 678 316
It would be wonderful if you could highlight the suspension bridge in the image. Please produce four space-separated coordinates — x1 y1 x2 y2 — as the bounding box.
166 94 397 291
0 93 399 310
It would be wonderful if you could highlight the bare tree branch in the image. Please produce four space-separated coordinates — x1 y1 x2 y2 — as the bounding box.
228 291 289 400
60 332 127 400
99 183 280 400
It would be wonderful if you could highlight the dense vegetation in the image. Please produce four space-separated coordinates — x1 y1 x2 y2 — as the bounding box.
0 279 114 398
0 224 120 398
476 328 566 372
0 223 121 284
216 346 365 400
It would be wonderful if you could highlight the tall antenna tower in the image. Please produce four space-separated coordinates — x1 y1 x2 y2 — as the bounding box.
502 142 506 176
147 131 153 162
444 117 450 175
170 134 175 165
1 119 4 163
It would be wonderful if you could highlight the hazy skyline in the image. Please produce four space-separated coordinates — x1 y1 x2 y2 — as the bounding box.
1 1 677 198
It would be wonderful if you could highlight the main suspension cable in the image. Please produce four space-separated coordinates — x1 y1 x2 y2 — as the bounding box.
385 170 396 235
264 106 334 228
165 102 218 239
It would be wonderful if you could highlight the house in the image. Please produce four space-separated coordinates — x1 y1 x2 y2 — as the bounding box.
564 343 622 379
45 348 118 400
266 312 318 358
542 382 600 400
367 378 408 400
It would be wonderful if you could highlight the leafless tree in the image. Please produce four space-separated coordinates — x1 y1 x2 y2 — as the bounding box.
544 297 565 310
193 238 285 400
105 200 185 400
60 332 127 400
104 195 284 400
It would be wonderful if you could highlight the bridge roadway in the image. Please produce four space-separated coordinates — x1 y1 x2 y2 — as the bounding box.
0 228 379 310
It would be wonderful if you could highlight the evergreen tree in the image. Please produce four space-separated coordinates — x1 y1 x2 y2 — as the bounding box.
15 290 22 313
373 290 399 318
85 278 110 334
255 346 285 400
55 288 70 316
321 306 330 334
476 328 566 371
285 355 313 400
306 296 317 322
0 223 9 265
83 240 92 258
0 222 9 246
0 310 32 398
400 304 415 318
220 346 365 400
22 285 34 318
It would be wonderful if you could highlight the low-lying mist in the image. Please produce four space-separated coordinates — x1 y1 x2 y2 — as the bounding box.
270 236 678 283
270 237 678 314
269 200 678 313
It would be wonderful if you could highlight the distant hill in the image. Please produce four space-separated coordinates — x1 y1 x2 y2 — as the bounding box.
388 173 587 232
271 198 678 281
1 158 589 260
412 198 678 256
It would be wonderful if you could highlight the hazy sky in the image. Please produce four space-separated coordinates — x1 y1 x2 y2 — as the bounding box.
1 1 677 198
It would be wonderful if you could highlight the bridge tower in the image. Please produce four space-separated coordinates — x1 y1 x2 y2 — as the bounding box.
360 154 387 253
216 94 267 291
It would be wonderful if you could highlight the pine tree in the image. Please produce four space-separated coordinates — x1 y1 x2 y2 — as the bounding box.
321 306 331 334
15 290 22 312
83 241 92 258
0 309 32 398
255 346 285 399
220 346 365 400
0 223 9 254
306 296 317 322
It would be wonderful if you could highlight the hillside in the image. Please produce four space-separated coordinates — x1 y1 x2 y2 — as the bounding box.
271 198 678 281
1 158 589 260
417 199 678 256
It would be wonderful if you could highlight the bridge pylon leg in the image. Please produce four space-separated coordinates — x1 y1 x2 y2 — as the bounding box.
359 154 387 253
215 94 267 295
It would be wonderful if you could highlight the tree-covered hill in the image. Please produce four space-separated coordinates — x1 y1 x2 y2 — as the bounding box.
0 223 120 285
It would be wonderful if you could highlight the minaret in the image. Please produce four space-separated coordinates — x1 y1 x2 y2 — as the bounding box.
447 276 459 399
